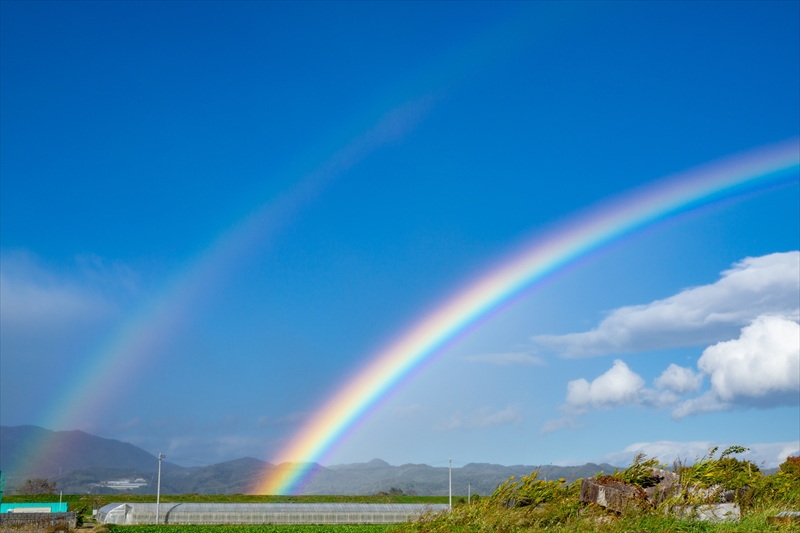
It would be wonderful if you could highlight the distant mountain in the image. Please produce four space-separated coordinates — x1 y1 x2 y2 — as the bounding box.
1 425 162 482
0 425 617 495
303 459 618 496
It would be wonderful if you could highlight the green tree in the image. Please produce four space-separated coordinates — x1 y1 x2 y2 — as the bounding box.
16 478 56 495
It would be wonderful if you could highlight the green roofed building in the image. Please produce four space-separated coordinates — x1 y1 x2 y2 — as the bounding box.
1 503 68 513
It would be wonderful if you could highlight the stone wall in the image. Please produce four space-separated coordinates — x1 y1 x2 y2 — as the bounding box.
0 513 77 533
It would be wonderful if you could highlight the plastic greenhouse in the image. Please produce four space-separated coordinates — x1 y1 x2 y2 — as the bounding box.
97 502 450 525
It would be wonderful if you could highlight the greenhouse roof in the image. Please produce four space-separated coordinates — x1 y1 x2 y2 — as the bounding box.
97 502 450 525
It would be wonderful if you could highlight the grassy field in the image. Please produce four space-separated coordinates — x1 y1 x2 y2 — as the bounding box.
104 527 395 533
1 493 450 510
4 450 798 532
393 450 800 532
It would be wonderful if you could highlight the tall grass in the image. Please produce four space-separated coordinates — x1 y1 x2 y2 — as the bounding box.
395 451 800 533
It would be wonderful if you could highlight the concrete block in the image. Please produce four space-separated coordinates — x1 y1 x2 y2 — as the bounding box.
767 511 800 525
580 478 646 513
671 503 740 522
643 468 680 505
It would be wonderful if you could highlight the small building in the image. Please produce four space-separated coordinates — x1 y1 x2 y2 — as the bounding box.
99 479 148 491
97 502 448 525
1 503 68 514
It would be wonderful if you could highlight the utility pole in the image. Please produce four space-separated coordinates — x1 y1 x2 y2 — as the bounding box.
448 458 452 510
468 482 470 504
156 453 165 524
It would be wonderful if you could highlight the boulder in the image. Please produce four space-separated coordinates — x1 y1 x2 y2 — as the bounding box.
580 477 646 513
671 503 740 522
643 468 680 505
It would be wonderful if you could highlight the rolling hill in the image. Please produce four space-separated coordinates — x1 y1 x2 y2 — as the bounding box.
0 425 616 495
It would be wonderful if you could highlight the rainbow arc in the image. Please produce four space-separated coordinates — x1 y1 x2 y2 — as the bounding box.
258 139 799 494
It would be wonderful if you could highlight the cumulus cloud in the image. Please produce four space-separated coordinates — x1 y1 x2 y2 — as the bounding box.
534 252 799 358
565 360 645 412
544 314 799 432
673 315 800 418
435 405 522 431
600 440 800 469
654 364 703 394
465 352 545 366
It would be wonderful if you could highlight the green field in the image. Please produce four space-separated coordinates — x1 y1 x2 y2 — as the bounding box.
105 527 394 533
1 493 450 510
4 451 798 532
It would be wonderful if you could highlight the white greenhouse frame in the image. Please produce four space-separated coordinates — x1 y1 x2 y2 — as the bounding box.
97 502 450 525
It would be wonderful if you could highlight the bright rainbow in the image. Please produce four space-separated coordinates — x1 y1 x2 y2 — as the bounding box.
258 139 800 494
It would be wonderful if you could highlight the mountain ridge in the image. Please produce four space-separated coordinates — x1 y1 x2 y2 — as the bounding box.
0 425 618 495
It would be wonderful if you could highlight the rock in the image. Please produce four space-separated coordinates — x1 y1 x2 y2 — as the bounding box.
684 484 750 504
643 468 680 505
719 487 750 503
580 477 646 513
767 511 800 525
685 483 725 503
671 503 740 522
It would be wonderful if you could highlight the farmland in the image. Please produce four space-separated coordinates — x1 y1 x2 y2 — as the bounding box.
104 524 395 533
4 451 798 532
0 493 450 508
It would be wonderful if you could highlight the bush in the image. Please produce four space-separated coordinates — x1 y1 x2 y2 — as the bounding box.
675 445 760 491
16 478 57 495
399 448 800 532
779 456 800 479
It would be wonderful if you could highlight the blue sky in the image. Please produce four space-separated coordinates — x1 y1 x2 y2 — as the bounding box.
1 1 798 473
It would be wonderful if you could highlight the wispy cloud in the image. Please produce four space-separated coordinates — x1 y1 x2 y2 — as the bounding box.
534 252 799 358
106 415 276 466
435 405 522 431
540 417 583 435
0 252 118 333
465 352 545 366
0 251 141 376
600 440 800 469
257 412 309 427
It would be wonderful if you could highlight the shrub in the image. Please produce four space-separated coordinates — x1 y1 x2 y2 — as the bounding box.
779 456 800 479
16 478 57 495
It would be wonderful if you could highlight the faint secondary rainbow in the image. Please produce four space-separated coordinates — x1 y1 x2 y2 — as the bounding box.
9 95 434 482
14 5 578 480
259 139 800 495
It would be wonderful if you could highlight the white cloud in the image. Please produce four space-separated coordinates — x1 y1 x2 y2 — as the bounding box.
0 251 139 377
700 316 799 402
435 405 522 431
600 440 800 469
534 252 799 357
670 392 728 418
545 314 799 430
465 352 545 366
0 251 140 335
673 315 800 418
0 259 112 332
545 360 678 432
565 360 645 412
540 417 583 435
655 364 703 394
